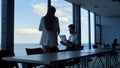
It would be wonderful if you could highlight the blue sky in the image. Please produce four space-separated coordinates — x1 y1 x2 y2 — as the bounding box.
0 0 94 44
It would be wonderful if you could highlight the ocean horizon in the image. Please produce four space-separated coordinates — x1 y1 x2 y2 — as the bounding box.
0 43 92 56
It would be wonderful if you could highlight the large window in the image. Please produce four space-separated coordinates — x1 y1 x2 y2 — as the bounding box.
90 12 95 48
51 0 72 49
81 8 89 49
15 0 47 44
15 0 47 55
51 0 72 39
0 0 1 49
95 14 101 47
14 0 72 55
81 8 95 49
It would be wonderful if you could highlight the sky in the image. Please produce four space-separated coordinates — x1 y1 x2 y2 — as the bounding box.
0 0 94 44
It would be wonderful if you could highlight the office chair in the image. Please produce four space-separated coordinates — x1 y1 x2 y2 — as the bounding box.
92 45 105 68
24 47 44 68
104 44 118 65
26 47 43 55
111 38 119 64
0 49 18 68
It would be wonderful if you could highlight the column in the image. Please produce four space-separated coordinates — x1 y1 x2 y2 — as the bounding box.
1 0 14 50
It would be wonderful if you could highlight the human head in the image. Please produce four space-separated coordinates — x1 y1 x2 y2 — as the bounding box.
44 6 56 31
47 6 56 16
68 24 75 34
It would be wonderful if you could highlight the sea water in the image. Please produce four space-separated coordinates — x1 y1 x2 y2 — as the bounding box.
14 43 66 56
0 43 91 56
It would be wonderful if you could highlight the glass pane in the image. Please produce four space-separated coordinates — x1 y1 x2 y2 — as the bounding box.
15 0 47 55
0 0 1 49
51 0 72 49
90 12 95 48
96 15 101 24
95 14 101 47
81 8 89 49
14 0 72 55
96 26 100 43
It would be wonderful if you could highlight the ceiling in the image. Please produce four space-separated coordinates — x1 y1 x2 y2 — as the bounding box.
65 0 120 16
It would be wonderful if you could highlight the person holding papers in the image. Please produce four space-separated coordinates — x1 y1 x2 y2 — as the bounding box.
60 24 82 51
59 24 83 68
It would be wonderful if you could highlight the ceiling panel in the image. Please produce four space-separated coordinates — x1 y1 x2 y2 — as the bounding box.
65 0 120 16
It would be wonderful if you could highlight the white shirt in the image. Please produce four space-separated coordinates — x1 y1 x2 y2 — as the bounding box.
69 33 79 44
68 33 81 50
39 17 60 47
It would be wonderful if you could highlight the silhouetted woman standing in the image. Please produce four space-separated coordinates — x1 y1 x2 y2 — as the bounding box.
39 6 60 53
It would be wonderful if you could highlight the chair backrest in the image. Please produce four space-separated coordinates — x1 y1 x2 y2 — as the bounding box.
93 45 98 48
112 38 118 48
26 48 44 55
113 38 118 44
104 44 111 48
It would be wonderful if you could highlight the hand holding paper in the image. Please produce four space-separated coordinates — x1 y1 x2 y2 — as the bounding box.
59 35 67 41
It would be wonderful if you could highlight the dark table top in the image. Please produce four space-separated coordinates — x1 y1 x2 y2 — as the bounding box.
2 48 113 64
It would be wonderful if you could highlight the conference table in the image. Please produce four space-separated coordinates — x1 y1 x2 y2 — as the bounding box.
2 48 114 68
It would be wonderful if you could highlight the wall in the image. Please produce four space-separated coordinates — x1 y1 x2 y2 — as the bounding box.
101 16 120 45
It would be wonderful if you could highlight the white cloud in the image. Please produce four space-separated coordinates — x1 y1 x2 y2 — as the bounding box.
52 0 58 2
15 28 41 35
60 24 68 30
59 17 69 22
56 10 65 17
0 34 2 43
31 1 72 22
31 3 47 16
63 6 72 12
14 28 42 43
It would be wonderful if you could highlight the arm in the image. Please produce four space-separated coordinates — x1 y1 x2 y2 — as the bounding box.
66 40 77 47
60 40 76 46
55 17 60 35
60 41 67 46
39 17 43 31
67 34 82 50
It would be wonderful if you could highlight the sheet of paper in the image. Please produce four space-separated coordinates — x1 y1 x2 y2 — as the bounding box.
59 35 66 41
